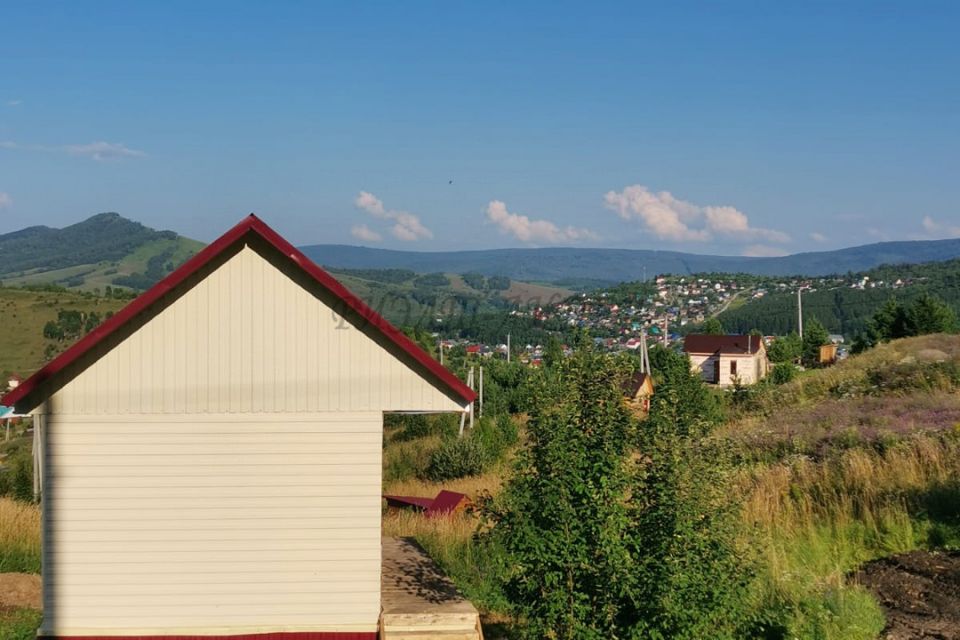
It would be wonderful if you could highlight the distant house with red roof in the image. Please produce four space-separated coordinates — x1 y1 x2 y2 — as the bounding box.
684 334 769 386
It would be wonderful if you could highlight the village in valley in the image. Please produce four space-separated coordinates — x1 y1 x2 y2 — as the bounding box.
435 270 891 371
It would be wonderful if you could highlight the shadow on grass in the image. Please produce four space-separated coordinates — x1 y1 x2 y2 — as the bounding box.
480 616 520 640
912 479 960 548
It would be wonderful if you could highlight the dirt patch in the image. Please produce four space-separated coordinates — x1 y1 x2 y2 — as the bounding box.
855 550 960 640
0 573 41 610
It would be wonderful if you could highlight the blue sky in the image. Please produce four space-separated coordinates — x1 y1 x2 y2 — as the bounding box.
1 2 958 256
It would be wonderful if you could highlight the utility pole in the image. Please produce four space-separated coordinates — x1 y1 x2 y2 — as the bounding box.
639 330 649 374
468 367 475 430
478 366 484 418
438 338 444 366
797 288 804 338
506 333 511 363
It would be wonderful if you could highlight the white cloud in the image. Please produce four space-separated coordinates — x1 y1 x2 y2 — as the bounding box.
810 232 827 243
353 191 433 241
603 186 708 242
921 216 960 239
355 191 387 218
1 139 146 161
603 184 790 244
742 244 789 258
866 227 888 241
485 200 598 244
5 99 21 107
0 192 11 210
350 224 382 243
65 141 145 161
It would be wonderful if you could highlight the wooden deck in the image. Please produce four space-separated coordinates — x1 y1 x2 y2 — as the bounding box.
381 537 483 640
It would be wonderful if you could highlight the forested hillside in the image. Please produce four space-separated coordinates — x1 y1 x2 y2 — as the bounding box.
0 213 202 292
718 259 960 337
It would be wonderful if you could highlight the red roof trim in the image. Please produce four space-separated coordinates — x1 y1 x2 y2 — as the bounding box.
3 214 476 409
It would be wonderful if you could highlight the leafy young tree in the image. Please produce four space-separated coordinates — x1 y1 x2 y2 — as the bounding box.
486 348 636 639
647 345 725 434
701 317 724 335
542 335 564 369
767 332 802 364
631 345 751 638
801 318 830 368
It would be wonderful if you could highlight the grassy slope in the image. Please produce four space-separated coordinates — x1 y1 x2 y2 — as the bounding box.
0 288 127 377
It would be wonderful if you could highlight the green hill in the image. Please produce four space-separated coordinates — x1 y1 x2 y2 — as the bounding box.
0 213 203 292
323 267 570 327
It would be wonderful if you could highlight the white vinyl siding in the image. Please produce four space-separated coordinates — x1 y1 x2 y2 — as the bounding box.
41 412 383 636
45 245 465 415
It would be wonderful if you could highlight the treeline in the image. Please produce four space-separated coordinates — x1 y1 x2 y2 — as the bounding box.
461 272 511 291
853 293 957 352
430 311 565 347
325 267 418 284
719 259 960 337
112 247 178 290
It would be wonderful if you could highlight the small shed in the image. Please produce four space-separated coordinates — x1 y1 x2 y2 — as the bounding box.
621 371 654 416
2 215 476 640
819 343 839 366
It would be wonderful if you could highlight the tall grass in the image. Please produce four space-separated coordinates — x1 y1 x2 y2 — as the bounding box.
0 498 41 574
0 608 42 640
740 434 960 638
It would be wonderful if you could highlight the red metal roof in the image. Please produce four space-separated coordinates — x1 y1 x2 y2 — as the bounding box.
2 214 476 410
683 334 763 356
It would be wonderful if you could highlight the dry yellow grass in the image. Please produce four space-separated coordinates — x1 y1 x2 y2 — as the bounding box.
740 435 959 531
383 469 505 501
382 509 479 542
0 498 41 573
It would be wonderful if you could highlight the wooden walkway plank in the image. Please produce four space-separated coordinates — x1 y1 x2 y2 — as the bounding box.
380 537 482 640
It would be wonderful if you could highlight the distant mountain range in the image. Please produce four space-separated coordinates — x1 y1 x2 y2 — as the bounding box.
2 214 960 292
300 239 960 286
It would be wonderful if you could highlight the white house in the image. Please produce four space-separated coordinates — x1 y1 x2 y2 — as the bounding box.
684 334 770 386
2 215 476 640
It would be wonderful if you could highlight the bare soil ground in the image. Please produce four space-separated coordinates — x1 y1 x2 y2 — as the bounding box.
855 550 960 639
0 573 40 610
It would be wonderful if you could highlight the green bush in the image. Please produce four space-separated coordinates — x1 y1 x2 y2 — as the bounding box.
388 413 458 442
471 414 519 463
771 362 797 385
425 437 488 481
0 447 33 502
